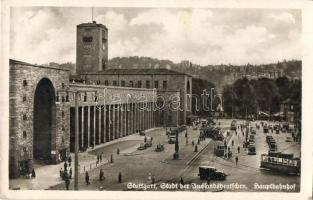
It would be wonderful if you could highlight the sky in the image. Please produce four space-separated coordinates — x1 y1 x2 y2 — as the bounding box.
10 7 301 66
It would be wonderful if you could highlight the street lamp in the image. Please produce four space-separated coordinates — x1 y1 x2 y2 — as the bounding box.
210 87 215 112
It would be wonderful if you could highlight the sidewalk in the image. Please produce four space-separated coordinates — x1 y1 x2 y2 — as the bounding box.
9 127 160 190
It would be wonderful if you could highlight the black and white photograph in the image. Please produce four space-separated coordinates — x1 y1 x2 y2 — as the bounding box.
1 0 313 199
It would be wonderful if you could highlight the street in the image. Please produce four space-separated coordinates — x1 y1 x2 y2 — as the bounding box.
10 119 300 192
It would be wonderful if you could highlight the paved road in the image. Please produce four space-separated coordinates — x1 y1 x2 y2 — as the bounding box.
10 119 300 192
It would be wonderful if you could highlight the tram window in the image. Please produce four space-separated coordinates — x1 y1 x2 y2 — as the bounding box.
283 159 287 165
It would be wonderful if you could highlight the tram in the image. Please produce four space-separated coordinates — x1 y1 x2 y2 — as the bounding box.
260 152 300 175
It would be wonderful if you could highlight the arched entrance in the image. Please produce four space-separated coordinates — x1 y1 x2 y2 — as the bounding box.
33 78 56 162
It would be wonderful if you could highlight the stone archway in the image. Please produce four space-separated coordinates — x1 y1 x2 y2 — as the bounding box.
33 78 56 162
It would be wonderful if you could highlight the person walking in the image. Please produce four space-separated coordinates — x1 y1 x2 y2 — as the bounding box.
64 161 68 171
68 155 72 167
144 136 147 143
69 168 72 179
180 177 184 185
31 168 36 178
118 172 122 183
231 140 234 146
99 169 104 181
85 171 90 185
235 156 238 166
60 168 63 178
65 176 70 190
237 146 240 154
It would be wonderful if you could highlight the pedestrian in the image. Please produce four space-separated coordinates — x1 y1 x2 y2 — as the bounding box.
68 155 72 167
65 177 70 190
100 153 102 162
192 140 194 146
117 148 120 155
237 146 240 154
69 168 72 179
110 154 114 163
235 156 238 166
64 161 68 171
99 169 104 181
97 155 99 164
180 177 184 185
144 136 147 143
152 175 155 184
85 171 90 185
60 168 63 178
63 170 69 181
231 140 234 146
31 168 36 178
151 137 153 142
118 172 122 183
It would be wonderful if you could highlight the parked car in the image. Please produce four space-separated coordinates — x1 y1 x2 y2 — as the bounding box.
285 136 292 142
248 145 256 155
137 143 146 150
155 144 164 152
168 136 176 144
145 140 153 148
198 166 226 180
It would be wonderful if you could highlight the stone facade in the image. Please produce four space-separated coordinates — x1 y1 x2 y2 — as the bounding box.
9 60 70 178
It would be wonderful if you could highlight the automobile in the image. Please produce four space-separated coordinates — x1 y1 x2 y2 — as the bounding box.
155 144 164 152
285 136 292 142
145 140 153 148
214 143 225 157
137 143 146 150
198 166 226 180
168 136 176 144
248 145 256 155
139 131 145 136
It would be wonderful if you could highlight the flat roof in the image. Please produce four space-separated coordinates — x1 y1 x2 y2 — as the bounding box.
9 59 70 71
80 68 192 76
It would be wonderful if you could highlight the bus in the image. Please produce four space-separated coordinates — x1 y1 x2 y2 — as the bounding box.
230 120 237 131
260 152 300 175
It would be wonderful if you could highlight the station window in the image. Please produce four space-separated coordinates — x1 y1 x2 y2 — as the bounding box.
104 80 109 86
163 80 167 90
61 111 65 118
138 80 142 88
113 80 118 86
23 131 27 139
146 80 150 88
23 80 27 87
129 81 134 87
121 80 125 87
154 80 159 89
96 80 101 85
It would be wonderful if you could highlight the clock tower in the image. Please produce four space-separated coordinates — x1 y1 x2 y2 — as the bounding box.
76 21 108 73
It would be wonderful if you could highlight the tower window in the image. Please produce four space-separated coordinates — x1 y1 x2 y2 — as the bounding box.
22 96 27 102
23 131 27 139
23 80 27 87
22 114 27 120
83 36 93 43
